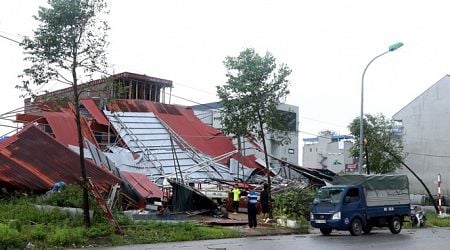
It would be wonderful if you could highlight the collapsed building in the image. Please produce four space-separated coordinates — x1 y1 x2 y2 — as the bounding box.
0 72 333 215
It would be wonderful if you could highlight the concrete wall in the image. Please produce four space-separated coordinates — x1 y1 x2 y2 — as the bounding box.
302 132 353 174
393 75 450 196
267 103 299 165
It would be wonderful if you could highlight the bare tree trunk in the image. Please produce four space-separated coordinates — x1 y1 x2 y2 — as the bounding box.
237 136 241 180
257 111 272 218
72 63 91 227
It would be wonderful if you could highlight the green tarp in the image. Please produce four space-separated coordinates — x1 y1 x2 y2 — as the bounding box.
331 175 409 191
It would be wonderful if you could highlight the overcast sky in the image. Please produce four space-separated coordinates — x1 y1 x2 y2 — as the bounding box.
1 1 450 152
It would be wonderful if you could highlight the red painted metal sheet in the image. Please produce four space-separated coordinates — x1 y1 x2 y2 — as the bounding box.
43 111 78 146
230 153 262 170
43 110 98 147
81 99 109 126
15 113 47 124
121 171 163 199
0 125 120 191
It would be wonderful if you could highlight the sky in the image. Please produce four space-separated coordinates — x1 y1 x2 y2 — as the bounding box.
1 0 450 160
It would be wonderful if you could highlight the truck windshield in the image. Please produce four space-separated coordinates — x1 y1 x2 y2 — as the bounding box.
313 187 345 204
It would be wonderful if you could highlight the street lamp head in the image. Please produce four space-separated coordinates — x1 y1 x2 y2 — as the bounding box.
388 42 404 52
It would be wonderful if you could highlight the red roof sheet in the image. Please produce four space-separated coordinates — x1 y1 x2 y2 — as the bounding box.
81 99 109 126
231 153 261 169
107 100 236 164
0 125 120 191
15 113 46 124
121 171 163 199
42 110 98 147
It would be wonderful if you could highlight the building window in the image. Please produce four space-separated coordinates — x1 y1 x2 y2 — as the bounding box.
277 110 297 132
309 148 312 152
288 149 294 154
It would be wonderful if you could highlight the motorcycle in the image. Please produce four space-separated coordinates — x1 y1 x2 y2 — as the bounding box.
410 205 426 227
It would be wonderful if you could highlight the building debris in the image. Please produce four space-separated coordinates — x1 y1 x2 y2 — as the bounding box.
0 72 335 225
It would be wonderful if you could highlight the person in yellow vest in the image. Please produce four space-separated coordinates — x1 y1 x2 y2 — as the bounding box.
231 184 241 214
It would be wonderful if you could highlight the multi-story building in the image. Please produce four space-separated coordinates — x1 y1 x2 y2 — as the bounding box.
24 72 173 113
190 102 299 176
393 75 450 196
302 131 354 174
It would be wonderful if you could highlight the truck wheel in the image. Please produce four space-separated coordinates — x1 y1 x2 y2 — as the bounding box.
389 216 402 234
363 224 372 234
320 228 332 235
349 218 362 236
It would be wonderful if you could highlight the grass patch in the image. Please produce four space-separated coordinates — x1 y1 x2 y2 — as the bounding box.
121 221 240 244
48 227 87 247
0 192 241 248
0 223 24 248
425 213 450 227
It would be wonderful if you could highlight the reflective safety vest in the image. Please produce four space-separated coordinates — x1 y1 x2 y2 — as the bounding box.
232 188 241 201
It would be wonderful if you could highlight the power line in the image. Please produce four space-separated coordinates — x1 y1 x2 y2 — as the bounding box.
0 33 20 44
407 152 450 159
300 115 348 129
0 33 351 139
0 29 23 39
165 92 220 109
173 81 217 96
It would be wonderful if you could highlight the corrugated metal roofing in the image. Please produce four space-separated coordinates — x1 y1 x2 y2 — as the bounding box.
104 100 273 181
43 111 78 146
107 100 237 163
104 110 230 183
16 111 97 148
81 99 110 126
231 153 261 170
0 125 120 191
121 171 163 199
43 110 98 147
15 113 47 124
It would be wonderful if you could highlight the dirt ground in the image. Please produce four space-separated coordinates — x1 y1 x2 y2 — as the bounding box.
189 212 302 237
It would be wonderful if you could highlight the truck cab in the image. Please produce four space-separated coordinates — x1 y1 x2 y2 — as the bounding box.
310 175 410 236
311 185 367 235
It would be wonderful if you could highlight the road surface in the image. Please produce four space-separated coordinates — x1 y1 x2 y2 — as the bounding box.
97 227 450 250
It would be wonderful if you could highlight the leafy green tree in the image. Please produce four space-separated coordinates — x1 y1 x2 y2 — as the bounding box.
272 187 315 221
217 48 291 216
18 0 110 227
349 113 404 174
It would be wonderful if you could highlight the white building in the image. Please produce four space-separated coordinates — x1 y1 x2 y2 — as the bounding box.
190 102 299 177
302 131 354 174
393 75 450 196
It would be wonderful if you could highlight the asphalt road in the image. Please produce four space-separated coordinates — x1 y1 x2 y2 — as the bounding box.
97 227 450 250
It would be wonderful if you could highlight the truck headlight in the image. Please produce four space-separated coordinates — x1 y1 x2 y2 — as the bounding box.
310 212 314 220
332 211 341 220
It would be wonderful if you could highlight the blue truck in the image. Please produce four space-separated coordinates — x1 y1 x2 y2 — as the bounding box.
310 175 410 236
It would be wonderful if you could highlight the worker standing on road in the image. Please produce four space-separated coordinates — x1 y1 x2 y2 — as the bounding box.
232 184 241 214
247 189 258 228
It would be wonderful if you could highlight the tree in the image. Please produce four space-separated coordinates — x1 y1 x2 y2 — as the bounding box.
217 48 291 217
349 113 404 174
18 0 109 227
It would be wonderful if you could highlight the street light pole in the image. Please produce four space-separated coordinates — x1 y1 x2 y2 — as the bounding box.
359 42 404 174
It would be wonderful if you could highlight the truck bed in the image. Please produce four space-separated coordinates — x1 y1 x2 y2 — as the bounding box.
365 188 410 207
332 175 410 207
365 203 410 218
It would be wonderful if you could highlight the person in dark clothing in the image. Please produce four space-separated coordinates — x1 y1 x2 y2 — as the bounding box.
260 183 269 222
241 188 248 197
247 189 258 228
